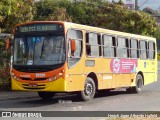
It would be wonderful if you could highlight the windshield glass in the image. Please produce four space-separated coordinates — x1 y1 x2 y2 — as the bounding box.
14 35 65 65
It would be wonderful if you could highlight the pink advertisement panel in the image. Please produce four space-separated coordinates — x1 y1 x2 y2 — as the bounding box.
110 58 138 73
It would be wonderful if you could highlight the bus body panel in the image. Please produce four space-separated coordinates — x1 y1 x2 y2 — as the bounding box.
137 59 157 85
84 57 103 89
66 56 85 91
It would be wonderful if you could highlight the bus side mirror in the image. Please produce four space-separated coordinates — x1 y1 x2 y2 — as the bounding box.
5 35 13 53
70 39 76 53
5 38 10 51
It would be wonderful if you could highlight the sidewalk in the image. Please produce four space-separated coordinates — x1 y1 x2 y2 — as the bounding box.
0 91 38 101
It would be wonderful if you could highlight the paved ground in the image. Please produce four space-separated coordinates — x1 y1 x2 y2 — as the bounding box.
0 91 37 101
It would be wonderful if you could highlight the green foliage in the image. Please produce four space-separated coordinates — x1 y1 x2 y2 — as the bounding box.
34 0 157 36
0 0 35 33
0 0 157 36
67 1 98 25
0 66 11 91
94 3 157 36
0 39 11 91
157 53 160 61
34 0 71 21
154 27 160 40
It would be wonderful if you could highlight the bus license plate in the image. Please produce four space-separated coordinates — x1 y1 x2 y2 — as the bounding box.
28 84 38 88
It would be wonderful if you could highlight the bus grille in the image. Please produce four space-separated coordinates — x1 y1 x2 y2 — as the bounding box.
20 77 47 81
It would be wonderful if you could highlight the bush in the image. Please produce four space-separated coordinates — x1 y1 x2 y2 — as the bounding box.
157 53 160 61
0 66 11 91
0 39 11 91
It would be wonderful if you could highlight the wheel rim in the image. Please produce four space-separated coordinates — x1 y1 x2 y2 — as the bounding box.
137 77 143 91
84 82 93 96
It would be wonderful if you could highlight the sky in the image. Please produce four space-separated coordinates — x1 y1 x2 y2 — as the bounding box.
108 0 160 10
137 0 160 10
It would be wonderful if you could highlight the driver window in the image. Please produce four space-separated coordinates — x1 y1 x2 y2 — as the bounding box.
67 29 83 67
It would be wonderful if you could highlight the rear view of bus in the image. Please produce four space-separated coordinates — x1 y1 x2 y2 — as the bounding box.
12 22 66 99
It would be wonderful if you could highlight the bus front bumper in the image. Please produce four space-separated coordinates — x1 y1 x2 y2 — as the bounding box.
11 77 66 92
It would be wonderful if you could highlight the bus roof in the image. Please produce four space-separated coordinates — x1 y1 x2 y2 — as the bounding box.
63 22 156 41
15 21 156 41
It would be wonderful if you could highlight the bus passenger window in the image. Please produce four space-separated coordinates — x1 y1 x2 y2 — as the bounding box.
139 41 147 59
148 41 155 59
86 33 101 57
117 37 129 58
130 39 138 58
103 35 116 58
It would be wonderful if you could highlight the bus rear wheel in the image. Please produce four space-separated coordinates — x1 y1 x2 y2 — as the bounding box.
126 74 143 93
38 91 55 100
78 77 96 101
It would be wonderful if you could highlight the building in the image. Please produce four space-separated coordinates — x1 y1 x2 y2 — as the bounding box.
125 0 134 9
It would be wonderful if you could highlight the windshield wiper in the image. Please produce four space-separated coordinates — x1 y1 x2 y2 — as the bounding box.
40 40 45 59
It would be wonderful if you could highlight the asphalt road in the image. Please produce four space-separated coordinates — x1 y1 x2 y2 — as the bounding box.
0 82 160 111
0 62 160 112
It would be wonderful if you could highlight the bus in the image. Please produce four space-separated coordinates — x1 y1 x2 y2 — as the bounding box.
11 21 157 101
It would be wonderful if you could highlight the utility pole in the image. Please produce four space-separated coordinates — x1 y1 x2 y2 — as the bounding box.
135 0 138 10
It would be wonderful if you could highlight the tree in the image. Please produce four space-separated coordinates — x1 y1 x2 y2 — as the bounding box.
143 7 155 15
117 0 125 5
48 7 72 21
34 0 157 37
94 2 157 36
0 0 35 33
34 0 72 21
154 27 160 40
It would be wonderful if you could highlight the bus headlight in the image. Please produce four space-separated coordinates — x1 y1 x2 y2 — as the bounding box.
13 75 20 81
54 76 57 80
48 78 52 82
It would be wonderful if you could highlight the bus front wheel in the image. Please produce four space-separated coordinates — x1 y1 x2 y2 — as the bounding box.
78 77 96 101
126 74 143 93
38 91 55 100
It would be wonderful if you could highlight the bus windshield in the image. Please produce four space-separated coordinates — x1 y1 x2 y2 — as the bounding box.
14 35 65 65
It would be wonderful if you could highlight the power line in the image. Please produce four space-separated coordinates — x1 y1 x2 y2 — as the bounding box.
139 0 149 9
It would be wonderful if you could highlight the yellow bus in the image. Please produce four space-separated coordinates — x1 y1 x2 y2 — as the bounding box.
11 21 157 101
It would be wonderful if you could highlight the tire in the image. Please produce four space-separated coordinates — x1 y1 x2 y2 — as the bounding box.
126 74 143 93
38 91 55 100
78 77 96 101
126 87 132 93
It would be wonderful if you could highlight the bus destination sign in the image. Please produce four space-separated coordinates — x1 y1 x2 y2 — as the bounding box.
16 24 63 33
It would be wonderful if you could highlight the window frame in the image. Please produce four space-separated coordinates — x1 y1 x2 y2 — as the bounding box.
117 36 129 58
148 41 155 60
130 38 139 59
139 40 148 60
67 28 83 68
102 34 117 58
86 32 102 58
